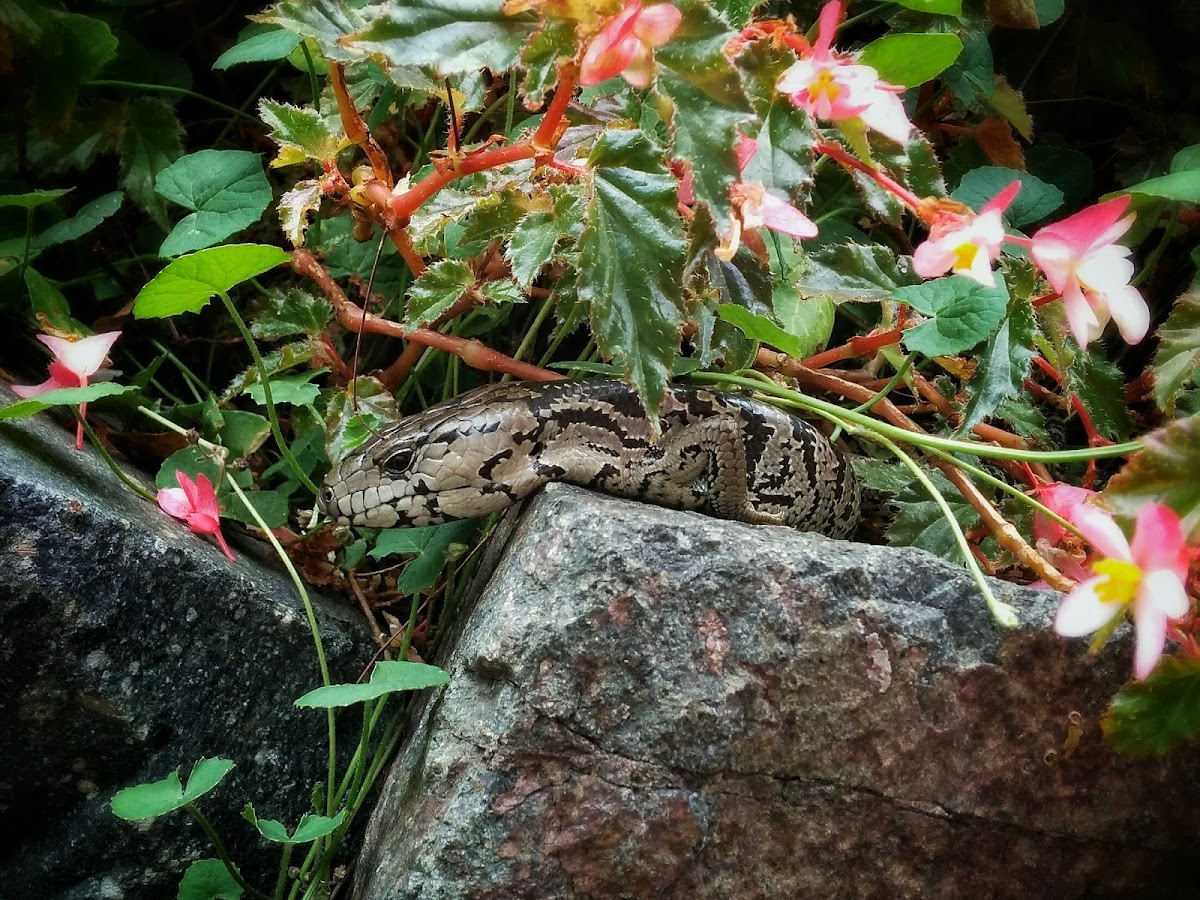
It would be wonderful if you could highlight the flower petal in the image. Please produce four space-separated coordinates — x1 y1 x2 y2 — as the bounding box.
631 2 682 47
981 180 1022 216
1131 604 1170 681
40 331 121 381
758 193 819 239
1073 501 1131 562
1033 195 1132 256
813 0 842 57
10 375 65 398
157 487 193 520
192 473 222 520
1055 576 1126 637
1131 502 1190 583
1101 283 1150 345
1139 568 1191 621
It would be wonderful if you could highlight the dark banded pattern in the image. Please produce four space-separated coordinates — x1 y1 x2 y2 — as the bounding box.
318 379 860 538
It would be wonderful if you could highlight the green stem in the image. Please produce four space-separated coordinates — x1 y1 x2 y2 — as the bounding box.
300 43 321 112
830 355 914 442
1132 208 1177 287
507 295 554 373
150 339 208 403
693 372 1142 464
85 80 256 121
862 430 1020 628
77 415 157 503
274 842 294 900
184 802 272 900
217 291 319 494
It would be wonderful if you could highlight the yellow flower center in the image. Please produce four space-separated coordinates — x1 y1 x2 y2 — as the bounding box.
952 242 979 270
812 69 840 102
1091 558 1143 606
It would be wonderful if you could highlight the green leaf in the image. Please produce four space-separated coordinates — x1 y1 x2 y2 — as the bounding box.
479 278 526 305
242 805 345 844
259 100 348 167
120 97 185 229
405 259 475 327
24 268 82 333
800 242 915 300
519 19 576 106
654 0 753 227
897 275 1009 357
859 33 963 89
245 370 323 406
1125 146 1200 203
716 305 806 358
224 486 290 529
371 519 478 595
156 151 273 257
1064 348 1133 441
32 191 123 250
891 0 962 11
278 180 323 248
507 211 558 290
579 129 688 417
0 188 71 209
134 244 292 319
959 295 1036 433
773 284 834 360
177 859 243 900
32 12 117 122
952 166 1062 227
854 457 982 562
1103 657 1200 756
251 287 332 340
110 758 235 821
217 410 271 459
214 25 303 69
740 99 815 197
1105 414 1200 542
0 383 136 420
711 0 756 27
295 660 450 709
346 0 537 78
1153 285 1200 415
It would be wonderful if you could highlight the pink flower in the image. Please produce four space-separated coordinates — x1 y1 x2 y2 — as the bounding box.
579 0 682 89
1055 502 1192 680
1031 195 1148 348
731 136 818 240
157 471 237 562
13 331 121 450
776 1 911 144
912 181 1021 287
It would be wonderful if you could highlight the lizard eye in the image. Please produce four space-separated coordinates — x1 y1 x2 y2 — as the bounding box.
383 448 414 473
318 486 336 510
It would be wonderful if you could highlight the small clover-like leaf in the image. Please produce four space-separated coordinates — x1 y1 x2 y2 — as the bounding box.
134 244 292 319
110 758 235 821
242 804 345 844
295 660 451 709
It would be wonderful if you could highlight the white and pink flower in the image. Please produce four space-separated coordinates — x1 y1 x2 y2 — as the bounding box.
1031 195 1148 347
579 0 682 89
912 181 1021 287
13 331 121 450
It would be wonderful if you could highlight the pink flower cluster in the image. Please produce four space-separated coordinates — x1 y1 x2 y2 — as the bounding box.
1037 485 1193 680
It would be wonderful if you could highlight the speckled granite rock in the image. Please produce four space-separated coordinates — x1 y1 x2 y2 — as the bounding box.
0 389 373 900
353 483 1198 900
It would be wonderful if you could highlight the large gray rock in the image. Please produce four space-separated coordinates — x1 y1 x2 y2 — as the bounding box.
353 483 1199 900
0 394 374 900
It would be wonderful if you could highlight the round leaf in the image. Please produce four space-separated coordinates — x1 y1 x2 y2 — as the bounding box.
859 33 963 89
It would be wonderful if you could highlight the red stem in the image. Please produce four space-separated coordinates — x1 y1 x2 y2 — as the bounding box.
815 139 923 212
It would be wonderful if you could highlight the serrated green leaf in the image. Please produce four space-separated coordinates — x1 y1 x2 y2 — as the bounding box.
277 180 323 248
654 0 753 228
33 191 123 250
1102 657 1200 756
156 151 273 257
406 259 475 327
295 660 450 709
251 287 333 341
520 18 576 106
898 275 1009 357
800 242 916 300
773 284 834 360
110 758 235 821
952 166 1062 227
854 457 982 562
859 33 963 89
134 244 291 319
480 278 525 305
1105 414 1200 541
1064 348 1133 441
741 99 815 197
346 0 536 78
259 100 348 167
324 376 396 461
1153 285 1200 415
222 340 316 402
253 0 367 63
579 129 688 417
959 296 1036 433
507 211 558 289
0 383 136 420
214 25 303 69
33 12 116 122
177 858 243 900
243 806 345 844
119 97 184 229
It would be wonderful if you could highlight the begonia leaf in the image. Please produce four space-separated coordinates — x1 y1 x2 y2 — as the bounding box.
1153 283 1200 415
259 100 348 167
578 129 687 418
1103 657 1200 756
1105 414 1200 542
959 295 1036 433
859 33 963 89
